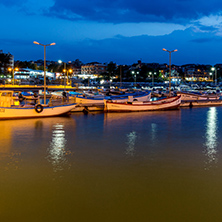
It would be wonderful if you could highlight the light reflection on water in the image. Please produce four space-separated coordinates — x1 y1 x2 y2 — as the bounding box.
1 109 222 221
125 131 137 156
204 107 218 169
151 123 157 142
47 123 68 172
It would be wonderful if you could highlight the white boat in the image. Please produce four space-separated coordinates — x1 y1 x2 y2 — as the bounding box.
177 91 220 100
104 95 181 112
0 91 76 119
74 92 151 105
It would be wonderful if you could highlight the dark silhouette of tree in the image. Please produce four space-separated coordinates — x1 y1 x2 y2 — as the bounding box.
0 53 11 74
106 61 117 80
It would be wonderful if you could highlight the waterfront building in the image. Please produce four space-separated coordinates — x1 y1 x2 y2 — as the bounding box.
182 64 212 81
14 68 55 80
80 62 106 79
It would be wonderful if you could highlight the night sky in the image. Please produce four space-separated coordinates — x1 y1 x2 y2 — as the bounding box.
1 0 222 65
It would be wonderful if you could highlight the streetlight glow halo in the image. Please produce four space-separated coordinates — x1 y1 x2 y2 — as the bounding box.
33 41 40 45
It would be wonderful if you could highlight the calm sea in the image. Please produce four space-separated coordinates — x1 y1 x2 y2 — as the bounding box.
1 107 222 222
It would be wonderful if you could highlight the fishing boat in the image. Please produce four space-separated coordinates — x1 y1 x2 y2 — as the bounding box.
74 92 151 106
104 95 181 112
0 91 76 119
177 91 220 100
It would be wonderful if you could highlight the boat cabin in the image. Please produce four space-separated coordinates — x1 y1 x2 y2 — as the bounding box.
0 91 19 107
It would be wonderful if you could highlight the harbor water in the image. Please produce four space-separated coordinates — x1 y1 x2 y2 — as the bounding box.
1 107 222 221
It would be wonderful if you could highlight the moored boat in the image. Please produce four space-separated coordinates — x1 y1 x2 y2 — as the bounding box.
104 95 181 112
177 91 220 100
74 92 151 105
0 91 76 119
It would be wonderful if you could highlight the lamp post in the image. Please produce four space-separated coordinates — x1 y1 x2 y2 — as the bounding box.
209 72 212 81
132 71 139 88
131 71 135 87
33 41 56 105
149 72 154 86
211 67 218 86
58 60 66 89
8 67 19 85
163 48 177 97
67 68 73 87
58 60 72 90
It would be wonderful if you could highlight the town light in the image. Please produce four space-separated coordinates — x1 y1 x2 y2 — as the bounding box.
8 67 19 85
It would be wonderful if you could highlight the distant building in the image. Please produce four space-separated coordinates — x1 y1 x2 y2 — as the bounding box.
182 64 211 81
14 68 55 79
80 62 106 79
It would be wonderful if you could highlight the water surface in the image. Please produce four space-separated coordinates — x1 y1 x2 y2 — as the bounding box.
1 107 222 221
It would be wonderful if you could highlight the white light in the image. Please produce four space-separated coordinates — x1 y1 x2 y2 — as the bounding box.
126 131 137 156
204 107 218 169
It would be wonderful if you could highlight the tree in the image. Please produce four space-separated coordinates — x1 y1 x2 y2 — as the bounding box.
0 53 11 74
106 61 117 80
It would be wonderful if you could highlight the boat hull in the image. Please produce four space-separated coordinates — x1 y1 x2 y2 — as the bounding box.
75 93 151 105
105 96 181 112
0 103 77 119
177 92 220 100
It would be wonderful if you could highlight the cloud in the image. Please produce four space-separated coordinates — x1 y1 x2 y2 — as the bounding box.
48 0 222 24
38 27 221 65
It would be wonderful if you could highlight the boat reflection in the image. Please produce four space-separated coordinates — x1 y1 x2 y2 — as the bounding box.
204 107 218 169
0 117 75 171
104 110 181 127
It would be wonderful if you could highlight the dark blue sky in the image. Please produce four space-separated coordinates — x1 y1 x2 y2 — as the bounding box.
1 0 222 65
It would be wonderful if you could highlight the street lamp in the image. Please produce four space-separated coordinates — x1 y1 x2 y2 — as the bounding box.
59 60 72 90
131 71 135 87
33 41 56 105
149 72 154 86
209 72 213 81
131 71 139 87
163 48 177 96
211 67 218 86
68 69 73 86
8 67 19 85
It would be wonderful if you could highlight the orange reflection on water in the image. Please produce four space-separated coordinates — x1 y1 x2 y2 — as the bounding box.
0 117 76 171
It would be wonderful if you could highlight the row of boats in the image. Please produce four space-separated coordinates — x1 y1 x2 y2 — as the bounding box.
0 88 221 120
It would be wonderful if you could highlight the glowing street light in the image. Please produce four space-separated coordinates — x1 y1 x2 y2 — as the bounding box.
209 72 213 81
8 67 19 85
163 48 177 96
58 60 72 90
211 67 218 85
131 70 139 87
33 41 56 105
